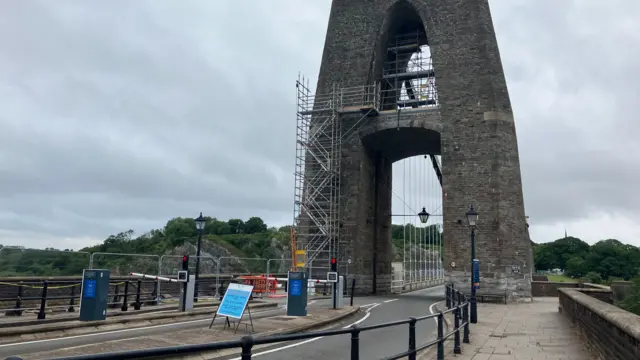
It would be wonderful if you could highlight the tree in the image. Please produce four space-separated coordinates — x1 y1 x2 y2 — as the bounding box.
618 276 640 315
565 256 586 278
244 217 267 234
228 219 245 234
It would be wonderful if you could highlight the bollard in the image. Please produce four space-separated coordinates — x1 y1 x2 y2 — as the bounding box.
121 281 130 312
408 317 417 360
323 282 327 296
453 307 461 354
463 302 470 344
451 289 456 308
350 325 360 359
457 291 462 306
134 280 142 310
68 285 76 312
37 281 48 320
350 279 356 307
12 285 23 316
111 284 120 309
437 312 444 360
445 286 451 308
151 279 159 305
240 335 254 360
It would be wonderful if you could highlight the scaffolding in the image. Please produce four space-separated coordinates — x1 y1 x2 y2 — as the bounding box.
293 75 380 278
381 30 439 111
292 30 440 279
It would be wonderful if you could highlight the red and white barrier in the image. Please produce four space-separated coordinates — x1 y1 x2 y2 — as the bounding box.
129 272 180 283
261 275 329 284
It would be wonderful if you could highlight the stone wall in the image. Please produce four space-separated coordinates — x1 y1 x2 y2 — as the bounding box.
611 281 634 303
531 281 579 297
559 288 640 360
531 281 612 300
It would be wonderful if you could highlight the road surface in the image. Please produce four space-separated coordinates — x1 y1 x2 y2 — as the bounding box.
0 286 444 359
222 286 444 360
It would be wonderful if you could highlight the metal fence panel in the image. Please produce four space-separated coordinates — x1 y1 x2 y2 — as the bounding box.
0 247 90 277
89 252 160 276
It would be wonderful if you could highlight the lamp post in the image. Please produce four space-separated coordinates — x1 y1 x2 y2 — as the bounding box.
194 212 206 302
418 208 430 282
465 205 478 323
418 207 430 224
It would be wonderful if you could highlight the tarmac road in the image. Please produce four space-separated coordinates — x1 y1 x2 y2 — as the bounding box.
0 306 287 357
0 286 444 359
220 286 445 360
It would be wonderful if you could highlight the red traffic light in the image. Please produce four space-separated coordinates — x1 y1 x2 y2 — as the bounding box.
330 257 336 265
183 256 188 262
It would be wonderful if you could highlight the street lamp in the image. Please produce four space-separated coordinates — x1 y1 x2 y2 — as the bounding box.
194 212 206 302
418 207 430 224
465 205 478 324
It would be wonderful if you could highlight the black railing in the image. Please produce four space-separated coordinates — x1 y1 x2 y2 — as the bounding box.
0 280 158 320
6 284 471 360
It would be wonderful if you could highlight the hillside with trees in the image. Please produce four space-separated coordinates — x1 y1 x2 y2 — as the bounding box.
0 215 443 277
533 236 640 282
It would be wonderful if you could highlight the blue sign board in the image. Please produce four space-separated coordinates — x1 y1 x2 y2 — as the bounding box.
472 259 480 290
84 279 96 298
290 279 302 296
217 283 254 319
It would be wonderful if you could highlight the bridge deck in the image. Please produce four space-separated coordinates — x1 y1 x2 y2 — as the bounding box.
438 297 595 360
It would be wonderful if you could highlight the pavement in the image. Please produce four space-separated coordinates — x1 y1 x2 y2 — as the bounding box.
436 297 596 360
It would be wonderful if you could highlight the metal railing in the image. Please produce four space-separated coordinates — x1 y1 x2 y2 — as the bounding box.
0 279 157 320
8 284 471 360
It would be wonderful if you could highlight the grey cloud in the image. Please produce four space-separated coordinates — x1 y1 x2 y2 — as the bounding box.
0 0 638 249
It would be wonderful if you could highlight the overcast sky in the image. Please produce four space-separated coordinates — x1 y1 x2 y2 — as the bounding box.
1 0 639 250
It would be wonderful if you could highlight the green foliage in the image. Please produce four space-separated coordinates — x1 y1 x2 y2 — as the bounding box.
0 215 288 277
391 223 443 261
534 237 640 282
582 271 603 284
617 276 640 315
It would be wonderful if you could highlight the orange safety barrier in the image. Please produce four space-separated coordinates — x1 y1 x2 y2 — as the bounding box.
238 275 278 293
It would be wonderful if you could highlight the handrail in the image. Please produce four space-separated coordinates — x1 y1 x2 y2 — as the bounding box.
5 284 473 360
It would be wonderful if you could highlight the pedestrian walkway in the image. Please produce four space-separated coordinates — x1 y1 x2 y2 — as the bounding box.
444 298 594 360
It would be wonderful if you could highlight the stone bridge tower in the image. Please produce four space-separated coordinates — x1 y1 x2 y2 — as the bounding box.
292 0 532 301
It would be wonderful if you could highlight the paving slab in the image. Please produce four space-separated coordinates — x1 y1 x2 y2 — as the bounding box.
18 306 360 360
429 298 596 360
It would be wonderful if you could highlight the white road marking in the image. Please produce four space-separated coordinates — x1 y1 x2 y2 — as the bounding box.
383 299 399 303
0 309 282 348
359 303 377 308
428 301 444 326
230 303 382 359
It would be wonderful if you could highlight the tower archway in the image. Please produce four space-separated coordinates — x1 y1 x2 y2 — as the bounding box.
293 0 532 299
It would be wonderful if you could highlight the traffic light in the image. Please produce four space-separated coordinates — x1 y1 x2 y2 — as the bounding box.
182 255 189 271
330 257 337 272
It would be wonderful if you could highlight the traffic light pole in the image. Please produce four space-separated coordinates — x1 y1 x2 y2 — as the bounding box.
331 257 337 310
181 256 189 312
333 281 337 309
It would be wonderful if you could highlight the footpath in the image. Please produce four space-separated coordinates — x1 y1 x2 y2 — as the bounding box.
430 297 595 360
18 306 360 360
0 301 279 344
